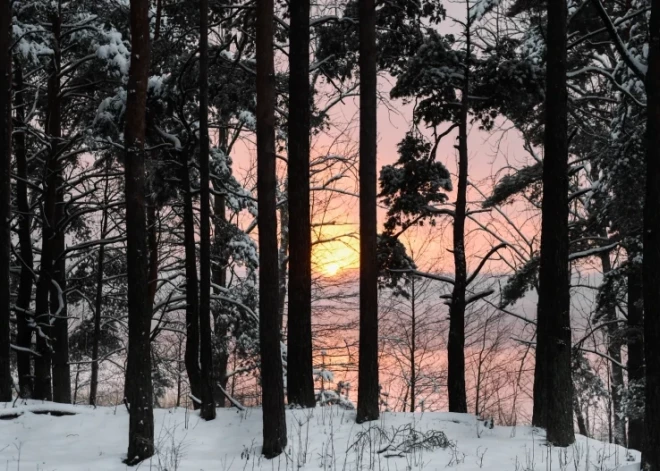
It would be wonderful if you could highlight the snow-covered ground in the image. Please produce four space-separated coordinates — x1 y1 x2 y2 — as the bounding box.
0 401 641 471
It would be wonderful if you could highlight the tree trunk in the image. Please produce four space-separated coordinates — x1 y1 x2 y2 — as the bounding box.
212 188 229 407
33 176 55 401
147 201 159 311
181 151 202 410
123 0 154 462
286 0 315 408
599 253 625 445
14 60 34 399
278 201 288 331
257 0 287 456
38 6 71 405
574 399 589 437
33 11 65 401
627 262 644 451
448 11 470 414
533 0 574 446
0 0 12 402
642 0 660 466
51 220 70 403
90 163 110 406
410 278 416 413
198 0 216 421
356 0 380 424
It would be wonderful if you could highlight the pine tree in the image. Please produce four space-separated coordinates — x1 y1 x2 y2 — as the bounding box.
533 0 575 447
123 0 154 463
257 0 287 457
13 61 33 399
287 0 315 408
181 151 203 410
643 0 660 467
0 0 12 403
357 0 380 424
198 0 216 421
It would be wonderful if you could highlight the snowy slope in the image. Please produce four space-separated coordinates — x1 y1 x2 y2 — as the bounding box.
0 402 640 471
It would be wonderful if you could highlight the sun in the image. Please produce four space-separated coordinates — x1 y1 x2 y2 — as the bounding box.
312 225 360 278
313 242 359 277
323 262 342 277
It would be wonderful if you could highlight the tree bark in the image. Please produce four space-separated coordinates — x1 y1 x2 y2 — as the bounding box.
48 9 70 405
574 399 589 437
287 0 315 408
356 0 380 424
627 262 644 451
123 0 154 462
642 0 660 466
0 0 12 402
410 278 416 413
599 253 625 445
181 151 202 410
533 0 575 446
33 169 55 402
147 201 159 311
13 60 34 399
198 0 216 421
33 10 66 401
51 213 71 403
212 188 229 407
257 0 287 456
90 163 110 406
447 10 470 414
278 201 288 331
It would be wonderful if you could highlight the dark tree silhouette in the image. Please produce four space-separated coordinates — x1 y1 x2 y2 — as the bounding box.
0 0 12 403
447 9 472 415
257 0 287 456
287 0 315 408
532 0 575 446
13 61 34 399
33 10 63 402
198 0 216 421
356 0 380 424
89 164 110 406
123 0 154 463
627 264 644 450
181 152 203 410
643 0 660 467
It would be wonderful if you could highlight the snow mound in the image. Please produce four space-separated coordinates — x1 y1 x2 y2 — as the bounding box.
0 402 640 470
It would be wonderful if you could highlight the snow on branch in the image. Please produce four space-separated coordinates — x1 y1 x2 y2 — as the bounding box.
589 0 647 80
569 242 619 261
388 268 455 284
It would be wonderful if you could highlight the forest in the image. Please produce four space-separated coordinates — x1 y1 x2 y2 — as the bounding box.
0 0 659 469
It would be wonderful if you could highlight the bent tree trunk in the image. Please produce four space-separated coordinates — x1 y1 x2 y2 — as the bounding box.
0 0 12 402
356 0 380 424
257 0 287 456
123 0 154 463
533 0 575 447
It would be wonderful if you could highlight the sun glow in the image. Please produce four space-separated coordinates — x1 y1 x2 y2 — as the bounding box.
323 262 342 277
312 225 360 278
